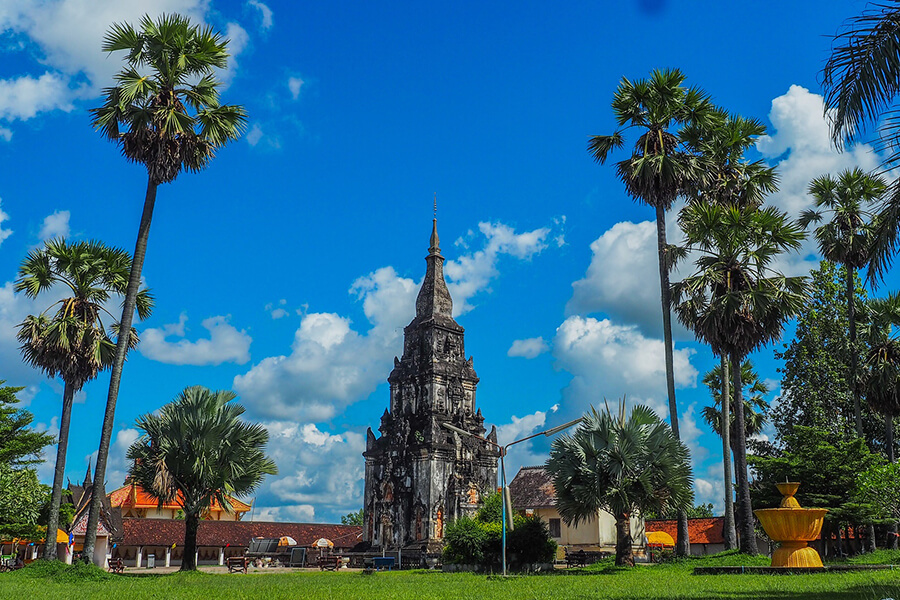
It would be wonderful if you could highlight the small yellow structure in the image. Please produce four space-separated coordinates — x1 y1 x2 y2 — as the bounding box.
755 482 828 568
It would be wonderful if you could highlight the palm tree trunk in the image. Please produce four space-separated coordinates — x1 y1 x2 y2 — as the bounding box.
888 416 896 463
182 511 200 571
847 266 864 438
83 179 158 563
654 204 689 556
887 416 898 550
44 382 75 561
614 511 635 567
720 355 737 550
731 353 758 554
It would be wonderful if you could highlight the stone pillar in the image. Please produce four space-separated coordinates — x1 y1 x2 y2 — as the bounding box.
218 547 224 566
136 546 143 568
165 547 171 568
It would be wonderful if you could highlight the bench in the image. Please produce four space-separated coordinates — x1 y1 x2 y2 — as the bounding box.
226 556 249 574
107 557 124 573
317 555 342 571
372 556 396 571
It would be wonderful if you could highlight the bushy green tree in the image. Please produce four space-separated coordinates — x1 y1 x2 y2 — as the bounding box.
0 381 55 468
341 509 363 526
0 463 49 541
773 262 885 444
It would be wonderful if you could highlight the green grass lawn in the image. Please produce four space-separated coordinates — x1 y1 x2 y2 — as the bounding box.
2 554 899 600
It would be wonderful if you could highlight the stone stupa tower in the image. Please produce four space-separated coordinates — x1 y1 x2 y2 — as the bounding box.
362 217 499 552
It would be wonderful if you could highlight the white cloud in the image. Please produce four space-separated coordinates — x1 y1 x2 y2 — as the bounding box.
288 76 304 100
247 0 273 30
446 222 551 315
265 299 289 319
0 280 70 386
246 123 264 146
551 315 698 419
140 313 252 366
234 220 558 422
0 1 250 125
222 22 250 84
507 337 548 359
0 200 12 247
252 422 366 522
38 209 70 240
0 126 12 141
0 72 75 121
757 85 883 276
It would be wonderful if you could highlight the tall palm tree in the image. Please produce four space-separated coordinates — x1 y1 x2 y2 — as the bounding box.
799 168 887 437
702 360 770 454
681 110 777 552
546 402 693 567
588 68 716 555
672 204 807 554
127 386 277 571
83 13 247 562
822 3 900 286
14 239 152 560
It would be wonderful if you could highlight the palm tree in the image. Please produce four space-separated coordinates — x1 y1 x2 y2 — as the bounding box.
546 402 693 567
14 239 152 560
861 294 900 463
702 360 770 454
127 386 277 571
799 168 887 438
83 13 247 562
588 68 716 555
681 110 777 552
822 3 900 287
672 203 807 554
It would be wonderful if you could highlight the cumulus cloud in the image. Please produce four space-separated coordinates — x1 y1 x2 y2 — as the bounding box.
0 127 12 141
38 209 70 240
757 85 883 276
140 313 252 366
552 315 698 419
247 0 273 30
252 422 366 523
0 73 75 121
234 221 558 422
507 337 548 359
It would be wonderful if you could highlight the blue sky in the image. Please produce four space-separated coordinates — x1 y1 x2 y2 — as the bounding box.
0 0 889 523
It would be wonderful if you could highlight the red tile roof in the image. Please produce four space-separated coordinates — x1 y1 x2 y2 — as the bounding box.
121 519 362 549
109 483 251 513
645 517 725 545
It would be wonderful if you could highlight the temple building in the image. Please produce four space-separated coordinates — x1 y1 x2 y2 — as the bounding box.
363 218 499 552
108 480 251 521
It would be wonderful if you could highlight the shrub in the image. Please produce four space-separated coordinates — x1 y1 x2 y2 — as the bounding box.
507 516 557 565
442 516 487 564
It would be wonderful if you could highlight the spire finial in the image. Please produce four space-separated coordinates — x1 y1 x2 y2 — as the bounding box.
84 459 93 488
429 194 440 254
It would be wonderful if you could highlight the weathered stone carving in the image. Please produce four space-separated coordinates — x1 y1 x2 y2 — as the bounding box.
363 219 499 552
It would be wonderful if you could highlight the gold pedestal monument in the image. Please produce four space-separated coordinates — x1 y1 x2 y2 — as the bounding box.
754 482 828 568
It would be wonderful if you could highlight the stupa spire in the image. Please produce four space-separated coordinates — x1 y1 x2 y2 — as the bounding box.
415 204 453 320
84 460 93 488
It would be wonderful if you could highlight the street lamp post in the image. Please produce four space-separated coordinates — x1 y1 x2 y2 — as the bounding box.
443 417 582 576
